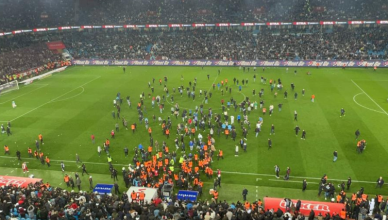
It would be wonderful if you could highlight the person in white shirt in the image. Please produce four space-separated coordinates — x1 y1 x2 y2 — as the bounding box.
22 162 29 173
97 146 101 157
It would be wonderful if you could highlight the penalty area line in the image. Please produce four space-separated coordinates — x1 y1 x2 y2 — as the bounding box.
5 76 100 122
351 79 388 116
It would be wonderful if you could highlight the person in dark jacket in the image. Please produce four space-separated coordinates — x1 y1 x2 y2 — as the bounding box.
308 209 315 220
302 179 307 191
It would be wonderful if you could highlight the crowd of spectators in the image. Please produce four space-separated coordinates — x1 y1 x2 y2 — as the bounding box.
1 0 388 31
0 181 386 220
0 26 387 80
1 26 388 80
49 27 388 61
0 43 61 80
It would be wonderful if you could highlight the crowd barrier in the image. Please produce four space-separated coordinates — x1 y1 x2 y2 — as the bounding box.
72 59 388 67
19 66 67 84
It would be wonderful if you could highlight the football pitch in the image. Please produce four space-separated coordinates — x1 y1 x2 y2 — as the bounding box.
1 66 388 201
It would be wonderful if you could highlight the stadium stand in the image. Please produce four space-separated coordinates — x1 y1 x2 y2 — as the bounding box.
1 0 388 31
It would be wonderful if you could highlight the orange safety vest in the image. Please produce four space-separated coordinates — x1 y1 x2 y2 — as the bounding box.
148 146 152 152
39 134 43 140
340 211 346 219
245 202 250 210
28 148 32 154
131 192 137 200
225 130 229 135
4 146 9 151
139 192 145 200
64 176 69 182
213 192 219 199
219 150 223 156
148 128 152 133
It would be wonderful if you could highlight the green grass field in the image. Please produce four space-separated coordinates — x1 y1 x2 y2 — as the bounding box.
1 66 388 202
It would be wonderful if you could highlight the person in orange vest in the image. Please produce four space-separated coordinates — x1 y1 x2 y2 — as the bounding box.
340 209 346 220
191 128 196 137
139 191 145 204
64 174 70 187
217 150 223 160
45 156 51 167
165 129 170 139
377 194 383 207
28 147 32 157
311 94 315 103
131 124 136 133
34 150 39 159
148 127 152 136
244 201 250 210
38 134 44 145
374 66 377 71
213 190 219 203
225 129 229 139
351 193 357 205
4 145 10 155
130 190 137 202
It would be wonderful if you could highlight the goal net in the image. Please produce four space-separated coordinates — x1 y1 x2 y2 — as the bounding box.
0 81 19 95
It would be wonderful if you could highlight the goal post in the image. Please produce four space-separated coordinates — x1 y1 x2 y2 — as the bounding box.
0 80 19 95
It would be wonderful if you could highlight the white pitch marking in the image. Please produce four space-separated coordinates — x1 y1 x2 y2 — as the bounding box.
351 79 388 116
0 156 377 184
5 77 100 122
0 84 49 104
269 179 318 184
353 93 385 114
50 87 85 103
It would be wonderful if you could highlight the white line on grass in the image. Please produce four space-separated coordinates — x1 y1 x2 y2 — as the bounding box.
6 77 100 122
0 84 49 104
0 156 376 184
351 80 388 116
269 179 319 184
353 93 385 114
50 87 85 103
